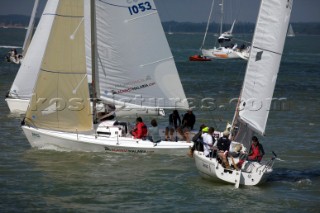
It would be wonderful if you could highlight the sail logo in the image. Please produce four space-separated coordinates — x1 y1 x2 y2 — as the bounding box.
111 82 156 95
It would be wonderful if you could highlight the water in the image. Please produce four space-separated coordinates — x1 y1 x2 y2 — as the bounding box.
1 28 320 212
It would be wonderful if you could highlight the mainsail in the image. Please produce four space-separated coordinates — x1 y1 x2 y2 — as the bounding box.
235 0 292 139
94 0 188 110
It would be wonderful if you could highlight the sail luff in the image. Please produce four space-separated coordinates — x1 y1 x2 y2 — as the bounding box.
22 0 40 55
25 0 92 132
237 0 293 136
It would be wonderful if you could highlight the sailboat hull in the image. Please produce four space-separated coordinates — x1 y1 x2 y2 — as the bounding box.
202 48 241 59
22 125 193 155
193 151 273 187
5 98 29 114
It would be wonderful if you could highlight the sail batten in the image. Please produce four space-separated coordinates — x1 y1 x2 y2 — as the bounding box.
41 68 87 75
252 46 282 55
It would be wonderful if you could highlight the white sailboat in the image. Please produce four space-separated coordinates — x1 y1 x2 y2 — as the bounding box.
21 0 192 155
5 0 39 65
218 19 235 41
194 0 293 187
287 23 295 37
5 0 55 113
201 0 242 60
5 0 164 117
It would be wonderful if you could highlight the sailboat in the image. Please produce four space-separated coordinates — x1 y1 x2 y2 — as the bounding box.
5 0 39 65
21 0 193 155
168 26 173 35
5 0 53 113
201 0 242 60
287 23 295 37
5 0 164 116
193 0 293 187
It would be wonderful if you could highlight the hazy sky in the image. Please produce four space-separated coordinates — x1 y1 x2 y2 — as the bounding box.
0 0 319 23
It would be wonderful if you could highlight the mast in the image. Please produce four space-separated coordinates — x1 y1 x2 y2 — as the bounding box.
219 0 224 35
90 0 98 124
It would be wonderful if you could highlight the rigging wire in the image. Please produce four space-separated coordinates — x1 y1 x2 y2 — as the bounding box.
200 0 215 50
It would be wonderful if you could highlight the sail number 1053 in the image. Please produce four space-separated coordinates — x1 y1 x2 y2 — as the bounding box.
128 2 152 15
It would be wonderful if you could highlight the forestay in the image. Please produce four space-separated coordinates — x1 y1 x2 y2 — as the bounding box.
238 0 292 135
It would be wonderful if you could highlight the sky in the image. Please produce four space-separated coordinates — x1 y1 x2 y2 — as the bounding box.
0 0 319 24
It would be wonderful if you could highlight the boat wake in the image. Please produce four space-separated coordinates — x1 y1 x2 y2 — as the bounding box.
267 168 320 185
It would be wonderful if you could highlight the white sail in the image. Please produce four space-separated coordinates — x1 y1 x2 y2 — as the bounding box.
94 0 188 110
238 0 292 135
7 1 59 100
21 0 193 155
193 0 293 188
22 0 40 55
287 24 295 37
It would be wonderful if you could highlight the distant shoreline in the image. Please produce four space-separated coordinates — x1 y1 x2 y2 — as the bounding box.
1 14 320 34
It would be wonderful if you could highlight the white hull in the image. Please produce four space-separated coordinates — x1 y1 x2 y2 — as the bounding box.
5 98 29 114
202 48 241 59
194 151 274 187
21 125 193 155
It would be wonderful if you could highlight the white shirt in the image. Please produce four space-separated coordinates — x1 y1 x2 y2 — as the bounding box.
202 133 213 156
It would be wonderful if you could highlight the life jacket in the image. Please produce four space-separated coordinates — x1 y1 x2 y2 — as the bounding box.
248 144 263 161
132 122 147 139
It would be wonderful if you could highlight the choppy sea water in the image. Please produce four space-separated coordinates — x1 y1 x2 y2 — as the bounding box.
0 28 320 212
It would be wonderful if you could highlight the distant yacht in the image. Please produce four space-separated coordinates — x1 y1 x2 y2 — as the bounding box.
287 24 295 37
168 26 173 35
